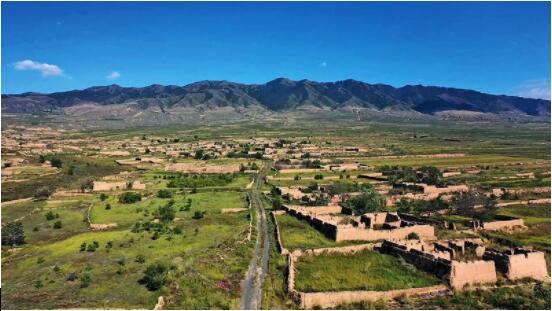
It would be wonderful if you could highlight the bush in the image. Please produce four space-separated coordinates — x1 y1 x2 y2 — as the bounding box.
34 186 52 200
192 211 205 220
314 174 324 180
407 232 420 240
118 192 142 204
99 193 108 201
156 202 175 223
140 263 168 291
135 254 146 264
157 189 173 198
1 222 25 246
66 272 78 281
45 211 56 221
80 272 91 288
51 158 62 168
35 280 44 289
105 203 111 210
53 221 62 229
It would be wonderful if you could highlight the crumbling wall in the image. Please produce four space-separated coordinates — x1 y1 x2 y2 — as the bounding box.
482 219 524 231
271 211 288 255
298 285 448 309
483 249 549 281
379 241 451 279
335 224 435 242
92 181 127 192
449 260 497 289
507 251 549 281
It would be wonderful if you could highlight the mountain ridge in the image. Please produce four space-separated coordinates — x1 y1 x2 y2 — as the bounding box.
2 78 550 118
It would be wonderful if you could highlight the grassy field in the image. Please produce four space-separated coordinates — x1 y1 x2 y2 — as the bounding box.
294 250 441 292
490 204 551 253
275 213 362 250
1 188 253 309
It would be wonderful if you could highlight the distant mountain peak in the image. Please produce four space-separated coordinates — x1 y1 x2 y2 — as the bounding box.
2 78 550 119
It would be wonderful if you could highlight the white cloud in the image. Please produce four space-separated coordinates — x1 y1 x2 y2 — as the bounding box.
320 61 327 68
515 79 551 100
106 71 121 80
14 59 63 77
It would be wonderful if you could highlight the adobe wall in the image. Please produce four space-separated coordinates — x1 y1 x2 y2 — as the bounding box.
380 241 498 290
334 224 435 242
286 243 447 309
297 285 448 309
449 260 497 289
92 181 127 192
507 251 548 281
379 241 451 279
483 249 549 281
283 205 435 242
482 219 524 231
271 211 288 255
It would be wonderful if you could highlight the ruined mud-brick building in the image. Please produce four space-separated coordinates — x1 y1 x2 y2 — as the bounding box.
379 240 498 289
283 205 435 242
483 248 549 281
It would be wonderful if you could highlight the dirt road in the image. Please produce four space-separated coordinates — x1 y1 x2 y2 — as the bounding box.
240 168 271 309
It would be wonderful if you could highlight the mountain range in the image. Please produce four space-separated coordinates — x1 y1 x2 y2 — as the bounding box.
2 78 550 121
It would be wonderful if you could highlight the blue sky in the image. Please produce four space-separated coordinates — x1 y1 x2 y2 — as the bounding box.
2 1 550 99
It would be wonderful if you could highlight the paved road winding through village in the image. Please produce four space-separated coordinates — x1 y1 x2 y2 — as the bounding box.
240 168 271 309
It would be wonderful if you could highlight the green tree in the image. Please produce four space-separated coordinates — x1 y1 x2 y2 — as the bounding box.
346 187 385 214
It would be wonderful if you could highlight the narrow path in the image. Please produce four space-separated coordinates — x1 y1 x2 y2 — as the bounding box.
241 167 271 309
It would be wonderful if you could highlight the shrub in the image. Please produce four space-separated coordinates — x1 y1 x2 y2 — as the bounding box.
140 263 168 291
407 232 420 240
157 189 173 198
66 272 78 281
50 158 62 168
1 222 25 246
37 257 45 264
80 272 91 288
192 211 205 220
314 174 324 180
35 280 43 289
99 193 108 201
53 221 62 229
105 203 112 210
80 242 87 252
34 186 52 200
135 254 146 264
156 202 175 223
118 192 141 204
45 211 56 221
